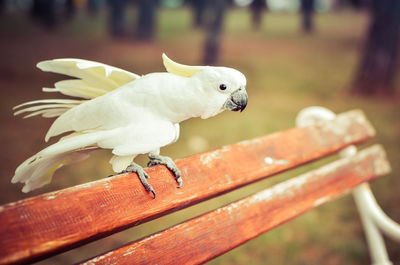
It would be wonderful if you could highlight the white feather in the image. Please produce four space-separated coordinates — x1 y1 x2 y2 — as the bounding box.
13 99 84 119
53 80 102 99
22 109 69 119
12 131 112 188
37 58 139 91
14 104 78 116
110 155 136 173
18 149 96 193
13 99 83 110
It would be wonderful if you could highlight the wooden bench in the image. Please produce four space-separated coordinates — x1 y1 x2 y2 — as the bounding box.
0 108 393 265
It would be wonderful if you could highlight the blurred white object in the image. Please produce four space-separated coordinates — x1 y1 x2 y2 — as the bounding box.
296 106 400 265
161 0 184 8
268 0 299 12
233 0 254 7
187 136 210 153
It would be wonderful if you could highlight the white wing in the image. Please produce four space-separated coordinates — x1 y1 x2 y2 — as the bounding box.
13 58 140 119
102 120 180 156
37 58 140 98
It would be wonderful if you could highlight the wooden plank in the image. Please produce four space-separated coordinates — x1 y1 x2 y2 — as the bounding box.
0 110 375 265
81 145 391 265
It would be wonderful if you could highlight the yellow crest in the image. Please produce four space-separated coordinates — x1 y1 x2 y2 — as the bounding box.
162 53 205 77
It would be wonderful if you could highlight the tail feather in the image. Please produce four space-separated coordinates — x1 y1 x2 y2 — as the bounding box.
12 131 111 192
15 149 96 193
14 152 68 192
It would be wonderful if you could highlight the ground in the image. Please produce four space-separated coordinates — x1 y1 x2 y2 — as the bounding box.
0 6 399 265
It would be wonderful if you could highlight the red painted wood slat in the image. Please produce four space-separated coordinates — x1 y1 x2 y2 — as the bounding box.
81 145 391 265
0 110 375 264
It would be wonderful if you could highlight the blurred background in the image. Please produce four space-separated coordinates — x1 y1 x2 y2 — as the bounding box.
0 0 399 264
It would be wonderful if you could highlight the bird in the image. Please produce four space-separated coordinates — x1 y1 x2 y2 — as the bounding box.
11 54 248 198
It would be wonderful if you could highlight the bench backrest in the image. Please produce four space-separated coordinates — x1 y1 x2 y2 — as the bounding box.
0 110 391 265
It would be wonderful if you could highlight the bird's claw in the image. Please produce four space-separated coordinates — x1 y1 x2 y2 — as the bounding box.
121 162 155 198
176 176 183 188
148 154 183 188
118 155 182 199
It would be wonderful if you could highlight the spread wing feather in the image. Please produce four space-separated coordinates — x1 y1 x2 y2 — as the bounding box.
13 58 140 119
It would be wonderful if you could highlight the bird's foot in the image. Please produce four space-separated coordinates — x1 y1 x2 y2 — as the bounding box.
121 162 156 198
148 154 183 188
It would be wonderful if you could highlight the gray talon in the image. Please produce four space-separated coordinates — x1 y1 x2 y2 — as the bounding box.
121 162 155 198
176 177 183 188
148 154 183 188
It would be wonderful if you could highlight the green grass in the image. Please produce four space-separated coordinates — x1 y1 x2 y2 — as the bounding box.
0 6 399 265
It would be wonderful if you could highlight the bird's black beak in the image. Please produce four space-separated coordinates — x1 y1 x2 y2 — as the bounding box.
223 88 248 112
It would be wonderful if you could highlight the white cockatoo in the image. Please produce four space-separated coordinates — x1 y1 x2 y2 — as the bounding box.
12 54 248 197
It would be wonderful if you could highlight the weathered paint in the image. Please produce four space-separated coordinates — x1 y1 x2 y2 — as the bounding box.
200 150 222 166
264 157 289 165
45 195 57 200
81 251 114 265
313 196 332 207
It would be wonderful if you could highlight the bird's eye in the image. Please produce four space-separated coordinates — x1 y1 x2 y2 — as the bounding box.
219 84 227 91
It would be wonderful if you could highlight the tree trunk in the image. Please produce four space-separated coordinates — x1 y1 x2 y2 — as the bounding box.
136 0 157 41
352 0 400 95
31 0 56 29
203 0 227 65
300 0 315 33
192 0 206 28
250 0 266 30
65 0 76 20
109 0 126 37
